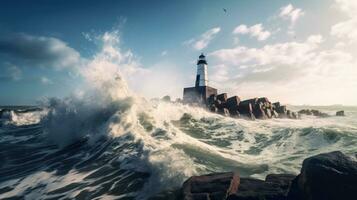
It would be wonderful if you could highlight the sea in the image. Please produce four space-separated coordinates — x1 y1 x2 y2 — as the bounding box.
0 98 356 199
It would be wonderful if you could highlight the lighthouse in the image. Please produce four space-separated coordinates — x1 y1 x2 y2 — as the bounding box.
195 53 208 87
183 54 217 104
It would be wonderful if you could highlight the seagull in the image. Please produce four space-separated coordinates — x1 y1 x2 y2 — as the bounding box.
223 8 227 13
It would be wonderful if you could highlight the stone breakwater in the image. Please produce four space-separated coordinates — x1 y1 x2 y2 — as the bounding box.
206 94 297 120
151 151 357 200
174 92 346 120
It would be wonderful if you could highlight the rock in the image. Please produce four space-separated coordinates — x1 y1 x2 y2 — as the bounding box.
210 105 218 113
265 174 296 191
182 172 239 200
253 103 267 119
275 105 287 115
272 110 279 118
336 110 345 116
288 151 357 200
226 96 241 116
162 95 171 102
298 109 330 118
214 100 223 108
228 174 295 200
229 110 240 118
264 108 272 118
257 97 270 108
217 93 228 103
207 94 217 106
218 108 230 117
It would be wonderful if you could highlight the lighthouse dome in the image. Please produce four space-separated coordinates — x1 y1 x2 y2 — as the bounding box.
197 53 207 65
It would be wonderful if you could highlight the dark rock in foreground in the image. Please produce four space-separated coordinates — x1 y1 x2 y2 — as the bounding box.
178 151 356 200
182 172 239 200
227 174 295 200
288 151 357 200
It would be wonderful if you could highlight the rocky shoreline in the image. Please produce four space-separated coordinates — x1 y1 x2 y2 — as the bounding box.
151 151 357 200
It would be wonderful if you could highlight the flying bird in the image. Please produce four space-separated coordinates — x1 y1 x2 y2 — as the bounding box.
223 8 227 13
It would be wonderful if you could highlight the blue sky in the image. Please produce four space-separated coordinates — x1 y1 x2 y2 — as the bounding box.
1 0 357 105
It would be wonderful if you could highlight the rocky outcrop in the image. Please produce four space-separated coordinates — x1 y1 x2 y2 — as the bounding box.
336 110 345 116
182 172 239 200
206 95 299 120
288 151 357 200
228 174 295 200
178 151 356 200
298 109 329 118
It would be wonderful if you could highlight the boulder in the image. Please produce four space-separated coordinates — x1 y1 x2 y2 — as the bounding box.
228 174 295 200
218 108 230 117
253 103 267 119
217 93 228 103
182 172 240 200
257 97 270 108
226 96 241 110
229 110 240 118
273 102 281 108
215 100 223 109
272 110 279 118
288 151 357 200
207 94 217 106
264 108 272 118
336 110 345 116
275 105 287 114
210 105 218 113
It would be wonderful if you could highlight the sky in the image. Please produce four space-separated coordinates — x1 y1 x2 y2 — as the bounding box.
0 0 356 105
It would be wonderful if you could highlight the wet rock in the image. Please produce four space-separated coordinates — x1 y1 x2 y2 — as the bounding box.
274 103 287 115
226 96 241 116
217 93 228 103
288 151 357 200
210 105 218 113
298 109 329 118
226 96 240 110
182 172 239 200
272 110 279 118
218 108 230 117
207 94 217 106
336 110 345 116
253 103 267 119
264 108 272 118
227 175 295 200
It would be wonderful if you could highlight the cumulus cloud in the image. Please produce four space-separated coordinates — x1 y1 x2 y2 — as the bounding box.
233 24 271 41
184 27 221 50
0 33 81 69
208 34 357 105
279 4 304 30
330 0 357 42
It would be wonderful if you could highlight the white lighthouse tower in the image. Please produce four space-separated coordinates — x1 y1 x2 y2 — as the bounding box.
183 53 217 104
195 53 208 87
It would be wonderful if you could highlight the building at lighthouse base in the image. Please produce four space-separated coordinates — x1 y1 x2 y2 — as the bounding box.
183 86 217 104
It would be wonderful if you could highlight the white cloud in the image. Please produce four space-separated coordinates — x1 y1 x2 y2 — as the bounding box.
184 27 221 50
208 34 357 105
41 76 53 85
233 24 271 41
279 4 304 29
330 0 357 42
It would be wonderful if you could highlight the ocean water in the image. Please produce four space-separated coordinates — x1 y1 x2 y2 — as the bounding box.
0 100 356 200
